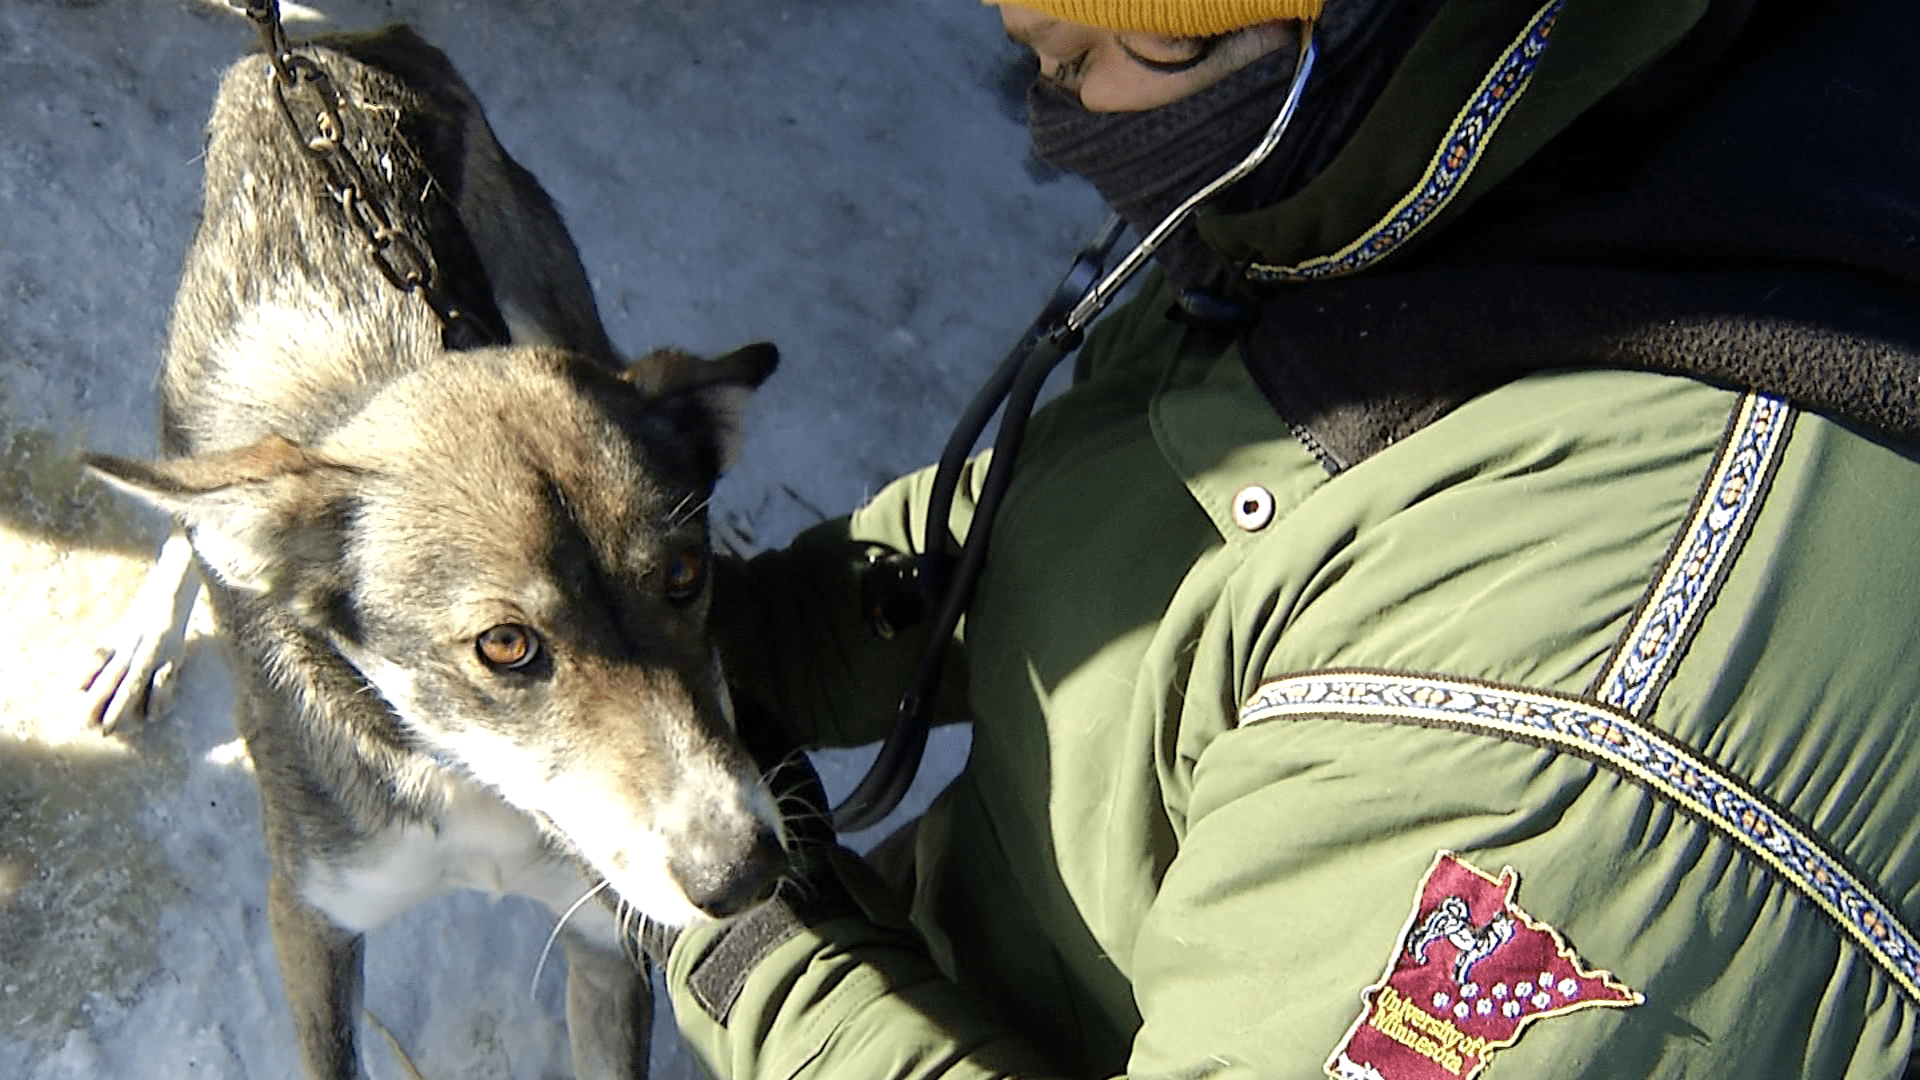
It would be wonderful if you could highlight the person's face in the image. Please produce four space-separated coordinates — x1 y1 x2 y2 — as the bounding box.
998 5 1297 112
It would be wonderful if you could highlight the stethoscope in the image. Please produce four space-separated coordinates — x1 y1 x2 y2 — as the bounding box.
832 26 1321 833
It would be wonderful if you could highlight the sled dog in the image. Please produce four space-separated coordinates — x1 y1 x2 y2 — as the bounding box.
83 25 785 1080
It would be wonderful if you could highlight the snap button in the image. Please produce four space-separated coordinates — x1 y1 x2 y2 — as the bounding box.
1232 484 1275 532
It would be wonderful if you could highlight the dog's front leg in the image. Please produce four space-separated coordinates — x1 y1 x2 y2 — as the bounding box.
563 935 653 1080
269 871 371 1080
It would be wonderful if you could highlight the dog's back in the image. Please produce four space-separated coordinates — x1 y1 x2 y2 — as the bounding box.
161 25 616 458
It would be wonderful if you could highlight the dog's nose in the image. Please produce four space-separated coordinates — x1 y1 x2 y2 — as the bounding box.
673 825 787 919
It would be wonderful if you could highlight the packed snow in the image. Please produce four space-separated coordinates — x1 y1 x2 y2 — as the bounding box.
0 0 1104 1076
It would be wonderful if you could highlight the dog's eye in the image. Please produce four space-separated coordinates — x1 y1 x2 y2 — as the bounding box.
476 624 539 670
663 548 707 603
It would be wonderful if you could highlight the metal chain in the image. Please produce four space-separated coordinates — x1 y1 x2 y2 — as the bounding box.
241 0 496 348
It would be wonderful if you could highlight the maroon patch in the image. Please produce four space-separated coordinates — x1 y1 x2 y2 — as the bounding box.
1325 853 1641 1080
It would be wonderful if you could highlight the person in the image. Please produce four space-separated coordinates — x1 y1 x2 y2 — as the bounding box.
655 0 1920 1076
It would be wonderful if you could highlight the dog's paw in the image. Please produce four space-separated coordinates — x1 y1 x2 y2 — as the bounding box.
79 637 182 735
79 530 200 736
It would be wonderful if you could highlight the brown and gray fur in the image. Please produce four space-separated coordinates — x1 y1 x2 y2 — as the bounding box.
83 25 786 1080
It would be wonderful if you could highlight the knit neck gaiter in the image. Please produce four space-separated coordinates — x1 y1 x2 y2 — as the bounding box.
1024 0 1434 295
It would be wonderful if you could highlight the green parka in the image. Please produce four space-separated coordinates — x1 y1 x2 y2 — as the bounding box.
665 0 1920 1076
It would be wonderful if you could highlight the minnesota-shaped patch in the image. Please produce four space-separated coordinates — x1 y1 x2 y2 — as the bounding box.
1327 853 1641 1080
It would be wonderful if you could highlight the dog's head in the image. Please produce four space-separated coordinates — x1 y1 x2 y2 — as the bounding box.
89 343 788 927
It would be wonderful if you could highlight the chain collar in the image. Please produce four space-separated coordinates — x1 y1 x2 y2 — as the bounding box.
241 0 503 350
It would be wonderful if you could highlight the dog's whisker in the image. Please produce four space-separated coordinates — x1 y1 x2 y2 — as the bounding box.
773 791 824 818
664 491 698 529
770 774 818 801
777 870 818 903
668 493 714 531
773 802 830 835
531 879 611 1000
612 896 664 969
773 789 830 824
758 745 810 784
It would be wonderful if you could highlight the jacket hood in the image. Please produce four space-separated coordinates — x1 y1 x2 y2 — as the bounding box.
1206 0 1920 471
1199 0 1710 280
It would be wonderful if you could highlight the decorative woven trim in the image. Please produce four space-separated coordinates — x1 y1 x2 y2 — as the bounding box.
1591 393 1794 715
1245 0 1562 283
1239 671 1920 1006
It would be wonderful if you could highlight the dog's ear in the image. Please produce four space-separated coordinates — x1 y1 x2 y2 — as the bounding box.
621 342 779 476
85 436 361 597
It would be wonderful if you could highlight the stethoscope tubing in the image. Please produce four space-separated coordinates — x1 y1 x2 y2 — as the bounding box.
831 27 1321 834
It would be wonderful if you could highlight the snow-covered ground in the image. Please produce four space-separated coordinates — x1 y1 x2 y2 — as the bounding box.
0 1 1102 1076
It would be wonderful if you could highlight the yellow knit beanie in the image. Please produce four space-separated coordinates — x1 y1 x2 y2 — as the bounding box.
983 1 1322 37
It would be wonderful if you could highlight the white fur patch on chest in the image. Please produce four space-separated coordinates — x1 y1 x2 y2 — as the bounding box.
299 770 615 946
